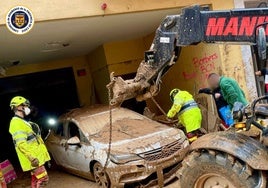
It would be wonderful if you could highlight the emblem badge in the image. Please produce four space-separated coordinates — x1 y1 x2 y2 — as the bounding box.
6 6 34 35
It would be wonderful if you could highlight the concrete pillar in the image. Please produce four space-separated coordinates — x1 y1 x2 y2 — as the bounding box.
233 0 258 101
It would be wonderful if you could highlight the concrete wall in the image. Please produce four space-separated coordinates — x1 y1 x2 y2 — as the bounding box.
87 46 110 104
87 38 145 104
104 39 144 76
233 0 258 100
151 43 222 112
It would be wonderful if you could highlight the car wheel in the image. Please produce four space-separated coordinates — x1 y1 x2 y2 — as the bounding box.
93 162 110 188
178 150 267 188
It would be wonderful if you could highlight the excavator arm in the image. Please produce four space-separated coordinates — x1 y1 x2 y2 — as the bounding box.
107 5 268 106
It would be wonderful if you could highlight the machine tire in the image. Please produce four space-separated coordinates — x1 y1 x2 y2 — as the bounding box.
93 162 110 188
178 150 266 188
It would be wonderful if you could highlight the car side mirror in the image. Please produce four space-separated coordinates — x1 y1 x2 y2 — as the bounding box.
44 129 51 141
67 136 81 146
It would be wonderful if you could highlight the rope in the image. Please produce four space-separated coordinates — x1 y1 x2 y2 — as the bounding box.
103 87 113 170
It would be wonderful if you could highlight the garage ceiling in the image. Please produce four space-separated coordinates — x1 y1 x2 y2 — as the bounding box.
0 8 181 66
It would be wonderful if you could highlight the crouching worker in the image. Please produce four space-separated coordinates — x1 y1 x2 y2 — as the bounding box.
167 89 202 142
9 96 50 188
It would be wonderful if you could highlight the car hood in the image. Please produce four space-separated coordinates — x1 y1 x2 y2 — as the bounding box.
89 118 187 154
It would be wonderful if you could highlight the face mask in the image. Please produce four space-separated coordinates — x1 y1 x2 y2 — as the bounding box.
24 107 31 116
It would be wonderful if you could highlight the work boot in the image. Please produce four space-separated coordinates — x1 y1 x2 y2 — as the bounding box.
186 132 198 142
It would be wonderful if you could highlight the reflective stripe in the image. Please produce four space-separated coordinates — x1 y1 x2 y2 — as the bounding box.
182 100 195 107
36 171 48 179
14 137 26 143
31 166 48 179
12 131 27 137
14 134 37 145
178 101 198 115
188 136 198 142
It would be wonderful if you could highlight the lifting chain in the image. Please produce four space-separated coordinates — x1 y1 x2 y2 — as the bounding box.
103 87 113 170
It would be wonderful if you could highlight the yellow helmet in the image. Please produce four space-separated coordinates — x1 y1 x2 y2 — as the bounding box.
170 88 180 102
10 96 30 109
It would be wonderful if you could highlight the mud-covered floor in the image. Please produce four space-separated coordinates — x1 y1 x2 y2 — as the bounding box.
8 168 179 188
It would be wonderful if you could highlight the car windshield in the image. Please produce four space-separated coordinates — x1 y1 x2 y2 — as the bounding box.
78 108 144 136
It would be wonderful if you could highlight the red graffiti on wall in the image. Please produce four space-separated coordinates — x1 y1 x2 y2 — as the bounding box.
182 71 197 80
193 53 218 73
182 53 218 88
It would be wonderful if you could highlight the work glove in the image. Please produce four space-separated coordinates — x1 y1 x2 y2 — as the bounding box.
233 102 244 113
30 158 39 167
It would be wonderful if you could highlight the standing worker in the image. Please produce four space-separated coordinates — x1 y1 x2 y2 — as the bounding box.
167 89 202 142
9 96 50 188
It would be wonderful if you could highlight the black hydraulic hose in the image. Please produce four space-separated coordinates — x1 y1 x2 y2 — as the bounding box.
251 95 268 115
248 95 268 135
251 119 266 131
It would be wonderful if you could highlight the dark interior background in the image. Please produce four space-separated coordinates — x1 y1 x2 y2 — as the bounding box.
120 73 146 114
0 67 80 167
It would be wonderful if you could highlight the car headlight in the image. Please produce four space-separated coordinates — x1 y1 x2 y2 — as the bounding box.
110 153 142 164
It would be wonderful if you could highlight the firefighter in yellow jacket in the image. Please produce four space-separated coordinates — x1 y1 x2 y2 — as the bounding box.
167 89 202 142
9 96 50 188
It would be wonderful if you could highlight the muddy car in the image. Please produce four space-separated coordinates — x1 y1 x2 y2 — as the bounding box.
45 105 189 187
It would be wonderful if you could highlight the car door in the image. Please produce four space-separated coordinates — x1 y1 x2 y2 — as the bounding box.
46 121 70 167
65 121 94 173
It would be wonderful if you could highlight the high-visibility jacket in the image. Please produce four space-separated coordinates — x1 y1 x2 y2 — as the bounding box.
9 116 50 172
167 90 202 133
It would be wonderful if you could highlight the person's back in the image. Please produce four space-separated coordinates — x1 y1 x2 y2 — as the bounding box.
174 90 194 104
167 89 202 142
220 76 248 108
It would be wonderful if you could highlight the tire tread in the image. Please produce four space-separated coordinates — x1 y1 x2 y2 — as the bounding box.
178 149 265 188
